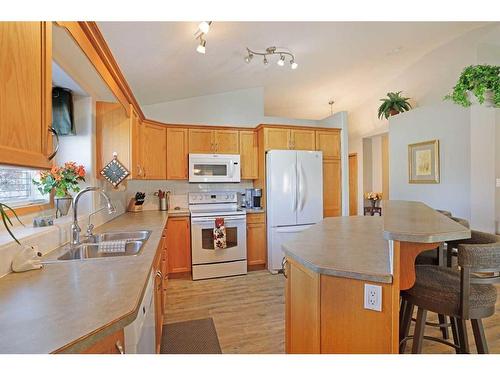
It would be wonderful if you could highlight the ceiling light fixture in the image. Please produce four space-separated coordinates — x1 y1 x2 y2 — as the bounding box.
245 46 297 70
198 21 212 34
194 22 212 54
196 36 206 54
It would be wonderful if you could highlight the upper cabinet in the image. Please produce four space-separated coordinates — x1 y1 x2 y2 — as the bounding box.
239 130 258 179
315 130 341 159
0 22 54 169
188 128 239 154
262 127 316 151
166 127 188 179
140 122 167 180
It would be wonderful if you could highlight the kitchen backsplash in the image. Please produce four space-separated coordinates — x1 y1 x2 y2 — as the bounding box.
125 179 254 210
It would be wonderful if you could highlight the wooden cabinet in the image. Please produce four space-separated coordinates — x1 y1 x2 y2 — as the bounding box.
166 217 191 275
166 127 188 179
140 122 167 179
323 159 342 217
290 129 315 150
189 128 239 154
315 130 340 159
239 131 258 179
263 127 291 150
188 129 213 153
246 213 267 269
0 22 53 169
81 329 125 354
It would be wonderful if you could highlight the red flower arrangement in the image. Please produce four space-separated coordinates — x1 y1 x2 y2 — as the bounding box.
33 161 86 197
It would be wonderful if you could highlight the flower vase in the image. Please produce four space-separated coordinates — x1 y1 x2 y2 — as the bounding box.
370 199 377 208
55 194 73 218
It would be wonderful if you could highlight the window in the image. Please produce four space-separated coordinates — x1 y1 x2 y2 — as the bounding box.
0 166 49 208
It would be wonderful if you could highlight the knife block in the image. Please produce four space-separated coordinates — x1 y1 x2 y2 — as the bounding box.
127 198 143 212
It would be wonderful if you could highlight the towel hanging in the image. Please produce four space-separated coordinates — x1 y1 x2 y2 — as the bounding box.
213 218 227 250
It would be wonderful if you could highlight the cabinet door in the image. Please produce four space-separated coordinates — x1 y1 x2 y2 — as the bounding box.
239 131 258 179
0 22 53 169
215 129 239 154
315 130 340 159
96 102 131 178
323 159 342 217
141 123 167 179
291 129 315 150
189 129 214 153
166 217 192 274
247 219 267 267
263 128 290 151
154 260 164 354
166 127 188 179
130 107 143 178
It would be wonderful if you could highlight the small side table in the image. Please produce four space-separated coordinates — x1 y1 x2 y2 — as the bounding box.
364 206 382 216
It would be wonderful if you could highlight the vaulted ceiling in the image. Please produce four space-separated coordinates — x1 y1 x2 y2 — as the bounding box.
98 22 486 120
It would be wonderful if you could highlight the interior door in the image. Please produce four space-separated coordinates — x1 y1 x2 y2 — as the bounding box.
296 151 323 225
266 150 297 227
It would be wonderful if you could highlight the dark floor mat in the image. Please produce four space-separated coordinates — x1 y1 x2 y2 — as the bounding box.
160 318 222 354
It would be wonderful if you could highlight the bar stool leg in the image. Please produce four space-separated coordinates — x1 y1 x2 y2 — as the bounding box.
399 299 407 328
438 314 449 339
412 307 427 354
400 302 414 353
471 319 489 354
450 317 460 353
457 319 470 354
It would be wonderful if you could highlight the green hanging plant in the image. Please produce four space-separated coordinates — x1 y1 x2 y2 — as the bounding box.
378 91 412 120
0 203 23 245
444 65 500 107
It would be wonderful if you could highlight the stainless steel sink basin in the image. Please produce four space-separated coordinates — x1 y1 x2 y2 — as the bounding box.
89 230 152 243
42 230 152 263
57 241 144 260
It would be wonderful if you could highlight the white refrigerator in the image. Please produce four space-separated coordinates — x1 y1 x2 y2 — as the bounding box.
266 150 323 273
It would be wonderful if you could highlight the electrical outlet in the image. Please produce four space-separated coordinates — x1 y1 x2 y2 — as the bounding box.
364 284 382 312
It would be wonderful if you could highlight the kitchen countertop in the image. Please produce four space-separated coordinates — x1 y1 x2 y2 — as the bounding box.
282 201 470 284
0 211 168 354
167 207 190 217
245 208 266 214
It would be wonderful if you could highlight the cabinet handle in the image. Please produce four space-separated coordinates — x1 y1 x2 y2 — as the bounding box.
47 127 59 161
280 257 288 278
115 340 124 354
137 164 143 177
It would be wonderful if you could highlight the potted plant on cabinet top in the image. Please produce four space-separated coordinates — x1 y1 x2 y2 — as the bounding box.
33 162 86 218
378 91 412 120
444 65 500 108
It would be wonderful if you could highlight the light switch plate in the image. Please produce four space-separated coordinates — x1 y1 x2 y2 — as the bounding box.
364 284 382 312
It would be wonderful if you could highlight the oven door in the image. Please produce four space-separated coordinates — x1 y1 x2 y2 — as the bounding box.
189 154 241 183
191 216 247 264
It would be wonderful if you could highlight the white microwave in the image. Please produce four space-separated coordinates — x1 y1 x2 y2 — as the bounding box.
189 154 241 183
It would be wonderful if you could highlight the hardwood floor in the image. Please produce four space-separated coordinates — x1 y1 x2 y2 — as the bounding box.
165 271 500 354
165 271 285 354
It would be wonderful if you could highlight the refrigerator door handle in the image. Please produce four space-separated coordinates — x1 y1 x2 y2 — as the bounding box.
298 163 307 212
292 163 298 212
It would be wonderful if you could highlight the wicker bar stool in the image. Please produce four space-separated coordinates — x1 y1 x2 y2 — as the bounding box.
400 241 500 354
446 229 496 268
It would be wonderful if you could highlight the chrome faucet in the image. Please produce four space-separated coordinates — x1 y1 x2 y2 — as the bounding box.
71 187 116 246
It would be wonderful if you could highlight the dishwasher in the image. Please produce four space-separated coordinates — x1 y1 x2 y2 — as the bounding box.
124 270 155 353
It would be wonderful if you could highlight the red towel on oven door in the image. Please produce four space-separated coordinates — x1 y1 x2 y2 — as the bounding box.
213 217 227 250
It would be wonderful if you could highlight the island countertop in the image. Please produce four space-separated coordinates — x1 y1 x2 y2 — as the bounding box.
0 211 168 354
282 201 470 284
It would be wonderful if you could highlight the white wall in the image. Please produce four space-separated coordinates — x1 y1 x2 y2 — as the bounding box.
371 135 383 193
389 103 472 220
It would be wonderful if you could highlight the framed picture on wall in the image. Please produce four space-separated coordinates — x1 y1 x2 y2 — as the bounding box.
408 139 440 184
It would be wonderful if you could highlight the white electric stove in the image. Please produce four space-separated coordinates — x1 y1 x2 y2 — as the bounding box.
189 192 247 280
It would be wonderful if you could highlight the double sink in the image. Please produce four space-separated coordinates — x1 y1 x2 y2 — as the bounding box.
43 230 152 263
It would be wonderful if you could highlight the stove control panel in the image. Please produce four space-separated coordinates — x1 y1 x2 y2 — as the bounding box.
188 191 238 204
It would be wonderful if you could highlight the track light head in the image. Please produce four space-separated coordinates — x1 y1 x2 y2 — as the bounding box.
198 21 212 34
290 60 298 70
263 56 268 65
244 53 253 64
196 37 206 54
277 55 285 67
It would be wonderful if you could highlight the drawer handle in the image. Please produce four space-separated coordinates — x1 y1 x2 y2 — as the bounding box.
115 340 124 354
48 127 59 161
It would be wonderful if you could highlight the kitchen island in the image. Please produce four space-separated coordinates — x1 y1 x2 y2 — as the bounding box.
282 200 470 354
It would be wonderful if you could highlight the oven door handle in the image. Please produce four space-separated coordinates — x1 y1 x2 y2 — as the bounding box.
191 217 246 224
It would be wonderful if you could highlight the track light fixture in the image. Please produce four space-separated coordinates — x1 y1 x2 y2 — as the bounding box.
244 46 298 70
195 21 212 54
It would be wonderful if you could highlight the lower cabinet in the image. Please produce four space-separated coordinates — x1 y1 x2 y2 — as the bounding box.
246 213 267 269
166 217 192 275
81 329 125 354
